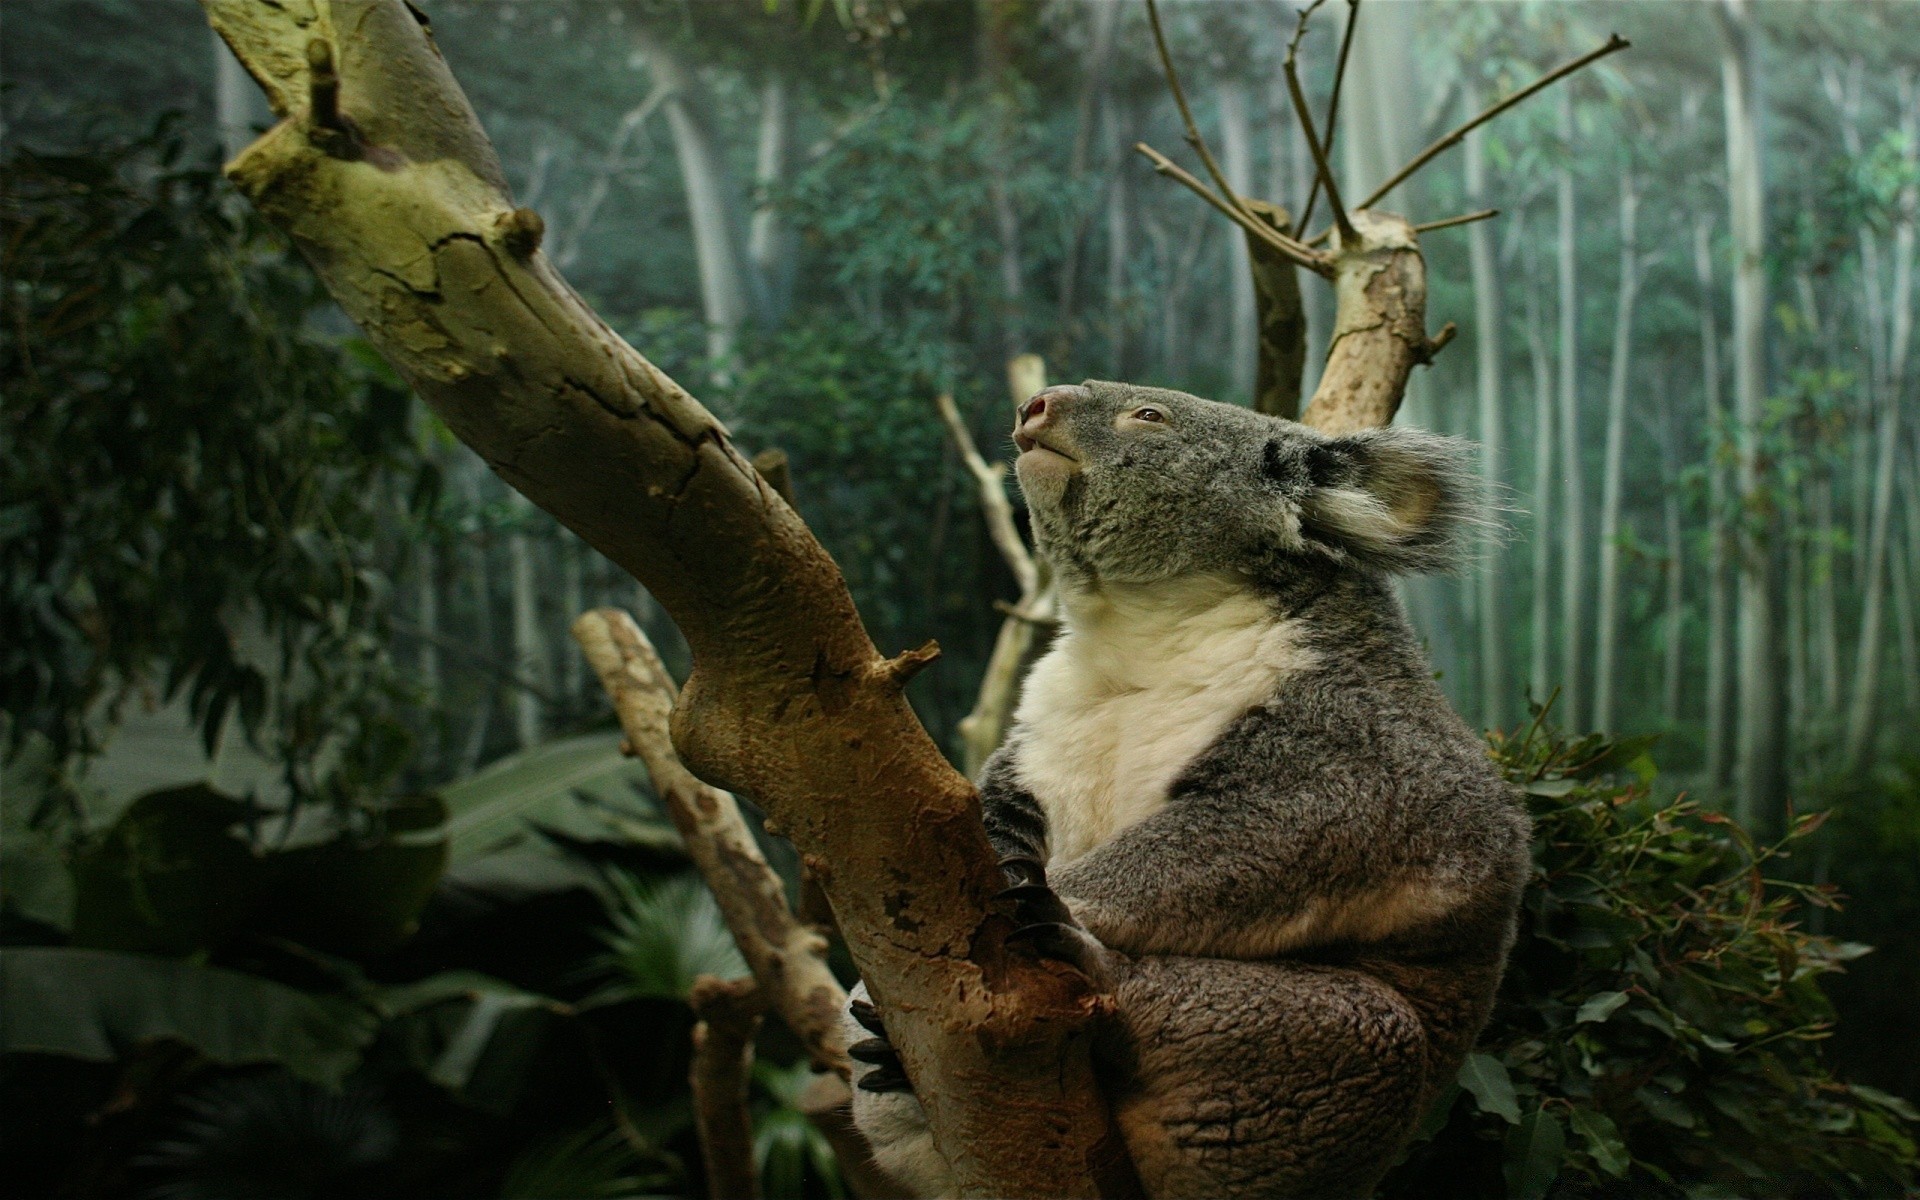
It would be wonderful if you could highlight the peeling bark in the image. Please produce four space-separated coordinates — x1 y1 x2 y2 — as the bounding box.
202 4 1128 1194
1300 211 1445 435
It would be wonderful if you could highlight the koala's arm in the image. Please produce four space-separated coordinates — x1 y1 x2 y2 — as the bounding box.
1048 718 1484 961
978 744 1050 869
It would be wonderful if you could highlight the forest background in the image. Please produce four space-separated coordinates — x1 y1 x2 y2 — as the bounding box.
2 1 1917 1198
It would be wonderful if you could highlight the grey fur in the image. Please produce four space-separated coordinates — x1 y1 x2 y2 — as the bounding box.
847 381 1530 1199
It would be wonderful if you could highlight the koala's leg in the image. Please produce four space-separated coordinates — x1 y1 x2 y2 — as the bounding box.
842 982 959 1200
1105 956 1428 1200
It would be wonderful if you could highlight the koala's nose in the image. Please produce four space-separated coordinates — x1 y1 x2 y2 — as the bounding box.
1015 384 1089 452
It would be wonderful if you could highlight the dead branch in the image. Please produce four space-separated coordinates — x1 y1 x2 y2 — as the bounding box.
1414 207 1500 234
1143 0 1253 228
935 391 1037 596
1283 19 1357 246
1300 211 1436 434
950 357 1059 778
689 975 766 1200
1296 0 1361 233
198 3 1130 1190
572 609 848 1074
1352 33 1630 214
1133 142 1329 274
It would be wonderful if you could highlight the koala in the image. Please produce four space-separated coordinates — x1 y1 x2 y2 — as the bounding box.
844 381 1531 1199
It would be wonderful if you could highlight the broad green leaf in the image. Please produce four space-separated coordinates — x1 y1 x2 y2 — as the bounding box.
68 784 256 954
1575 990 1630 1025
0 947 373 1085
377 971 568 1113
1849 1084 1920 1123
254 793 448 954
1503 1107 1566 1200
1457 1052 1522 1125
1569 1108 1630 1178
441 733 661 861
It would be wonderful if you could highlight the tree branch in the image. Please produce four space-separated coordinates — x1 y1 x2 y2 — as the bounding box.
1351 33 1629 214
1283 16 1357 246
1143 0 1253 229
572 609 848 1073
1241 198 1309 418
948 357 1058 778
1414 207 1500 234
1133 142 1330 274
1297 0 1360 233
689 975 766 1200
199 2 1129 1193
935 391 1036 597
1300 211 1440 434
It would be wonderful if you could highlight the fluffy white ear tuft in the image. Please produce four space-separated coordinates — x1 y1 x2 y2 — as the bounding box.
1298 427 1485 573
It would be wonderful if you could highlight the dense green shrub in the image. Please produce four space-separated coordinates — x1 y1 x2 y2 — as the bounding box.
1382 719 1918 1199
0 125 431 801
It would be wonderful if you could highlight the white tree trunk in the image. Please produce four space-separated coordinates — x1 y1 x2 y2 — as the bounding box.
1525 247 1556 709
508 494 552 749
1555 89 1587 732
1694 216 1733 793
749 73 796 323
1592 174 1640 733
1465 81 1509 729
1719 0 1786 833
1841 74 1916 771
635 27 753 371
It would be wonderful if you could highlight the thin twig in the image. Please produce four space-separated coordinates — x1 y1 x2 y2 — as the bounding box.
1414 207 1500 234
1298 0 1361 232
1356 34 1630 212
1283 13 1357 245
1135 142 1330 274
1144 0 1254 225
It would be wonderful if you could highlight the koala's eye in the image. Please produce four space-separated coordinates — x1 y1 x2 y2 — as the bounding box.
1133 407 1166 423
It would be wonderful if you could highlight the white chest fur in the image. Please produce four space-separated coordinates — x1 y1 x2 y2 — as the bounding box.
1010 574 1316 866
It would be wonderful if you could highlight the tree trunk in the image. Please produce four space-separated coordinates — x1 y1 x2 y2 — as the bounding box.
1718 0 1786 834
749 72 796 324
201 5 1135 1192
1841 72 1916 773
459 463 497 775
633 25 754 371
508 494 551 749
1524 240 1556 709
1104 100 1137 379
1662 427 1686 729
1464 80 1509 729
1592 173 1640 733
1555 88 1587 732
1220 78 1258 402
1694 215 1733 794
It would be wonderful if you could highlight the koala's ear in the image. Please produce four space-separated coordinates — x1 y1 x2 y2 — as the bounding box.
1293 427 1483 573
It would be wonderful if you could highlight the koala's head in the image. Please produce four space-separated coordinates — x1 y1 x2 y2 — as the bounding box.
1011 380 1482 587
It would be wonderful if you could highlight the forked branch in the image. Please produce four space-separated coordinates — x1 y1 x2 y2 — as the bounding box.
1283 10 1357 245
1134 142 1330 274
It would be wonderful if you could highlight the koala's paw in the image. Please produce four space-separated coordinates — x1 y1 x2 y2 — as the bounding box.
847 997 911 1094
995 869 1114 988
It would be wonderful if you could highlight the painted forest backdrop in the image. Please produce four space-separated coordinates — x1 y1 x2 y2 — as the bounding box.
3 1 1918 1197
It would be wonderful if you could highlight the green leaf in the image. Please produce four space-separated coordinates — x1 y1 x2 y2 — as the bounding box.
1569 1108 1630 1178
254 793 448 954
1849 1084 1920 1124
1457 1052 1522 1125
1503 1106 1566 1200
1635 1085 1697 1129
1524 778 1580 798
441 733 663 861
0 947 374 1085
377 971 568 1114
1575 990 1630 1025
591 873 748 1003
68 784 257 954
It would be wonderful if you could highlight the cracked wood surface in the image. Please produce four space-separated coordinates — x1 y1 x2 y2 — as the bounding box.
203 1 1131 1195
1301 210 1440 435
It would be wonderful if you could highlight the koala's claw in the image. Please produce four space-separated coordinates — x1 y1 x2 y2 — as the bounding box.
994 881 1077 927
1005 919 1112 985
997 853 1048 889
849 1037 899 1065
849 997 887 1038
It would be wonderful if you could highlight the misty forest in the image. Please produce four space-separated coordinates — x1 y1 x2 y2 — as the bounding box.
3 1 1917 1197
